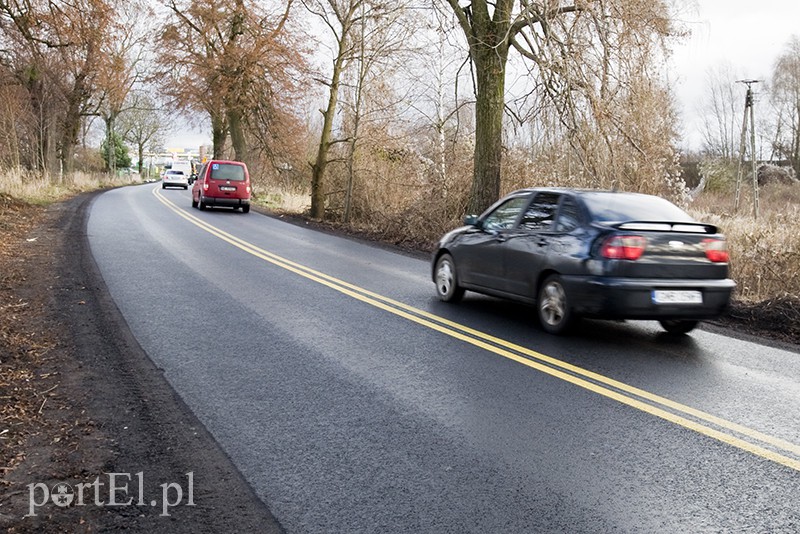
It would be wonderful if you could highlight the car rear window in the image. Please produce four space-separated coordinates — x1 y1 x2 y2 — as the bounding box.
166 170 185 175
580 192 693 223
209 163 245 181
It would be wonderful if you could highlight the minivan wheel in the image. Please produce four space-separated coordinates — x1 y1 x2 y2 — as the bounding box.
659 319 698 334
242 204 250 213
198 197 206 210
537 274 573 335
191 196 198 208
434 253 464 303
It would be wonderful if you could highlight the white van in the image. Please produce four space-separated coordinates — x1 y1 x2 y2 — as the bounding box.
170 160 192 177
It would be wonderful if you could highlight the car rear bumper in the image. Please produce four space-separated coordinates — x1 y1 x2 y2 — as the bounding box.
200 195 250 207
562 275 736 320
163 180 188 187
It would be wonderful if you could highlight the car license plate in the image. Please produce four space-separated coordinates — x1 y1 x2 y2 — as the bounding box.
219 186 236 191
652 290 703 304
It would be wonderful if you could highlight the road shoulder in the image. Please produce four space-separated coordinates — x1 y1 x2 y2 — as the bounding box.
0 191 283 533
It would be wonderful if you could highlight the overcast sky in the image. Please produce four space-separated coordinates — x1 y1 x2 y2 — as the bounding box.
671 0 800 149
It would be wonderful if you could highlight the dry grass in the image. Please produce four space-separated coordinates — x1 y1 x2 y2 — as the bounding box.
689 184 800 303
0 168 138 205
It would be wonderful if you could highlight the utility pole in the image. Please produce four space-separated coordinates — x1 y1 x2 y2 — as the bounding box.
734 80 760 218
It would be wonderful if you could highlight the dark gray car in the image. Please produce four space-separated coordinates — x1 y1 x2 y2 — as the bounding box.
432 188 735 335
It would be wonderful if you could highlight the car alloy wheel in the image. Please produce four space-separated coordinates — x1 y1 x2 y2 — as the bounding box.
537 274 573 334
435 253 464 303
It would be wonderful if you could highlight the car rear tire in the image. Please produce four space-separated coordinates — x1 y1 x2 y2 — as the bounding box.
161 184 166 189
199 198 206 210
191 197 198 208
659 320 698 334
537 274 573 335
434 253 464 303
242 205 250 213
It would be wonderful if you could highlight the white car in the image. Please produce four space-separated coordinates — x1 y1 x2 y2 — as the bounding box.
161 169 189 189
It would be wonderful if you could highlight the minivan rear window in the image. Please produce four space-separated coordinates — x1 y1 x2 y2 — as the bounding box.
210 163 245 181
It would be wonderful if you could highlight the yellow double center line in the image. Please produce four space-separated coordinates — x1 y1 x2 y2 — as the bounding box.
153 187 800 473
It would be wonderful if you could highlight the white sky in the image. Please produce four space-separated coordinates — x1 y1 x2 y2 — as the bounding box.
671 0 800 149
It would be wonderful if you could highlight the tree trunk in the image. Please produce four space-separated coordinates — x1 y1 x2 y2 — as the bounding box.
310 51 346 220
105 114 117 174
793 99 800 178
227 107 248 164
60 104 81 175
211 112 227 159
467 43 508 215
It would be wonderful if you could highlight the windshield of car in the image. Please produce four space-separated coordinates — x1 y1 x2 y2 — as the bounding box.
209 163 245 181
580 192 694 223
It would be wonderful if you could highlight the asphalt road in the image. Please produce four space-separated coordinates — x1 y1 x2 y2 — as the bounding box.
87 184 800 533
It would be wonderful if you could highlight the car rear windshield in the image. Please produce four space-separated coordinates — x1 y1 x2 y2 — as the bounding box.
166 170 184 175
209 163 245 181
580 192 694 223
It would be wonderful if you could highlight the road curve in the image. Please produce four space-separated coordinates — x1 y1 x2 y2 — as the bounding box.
87 184 800 533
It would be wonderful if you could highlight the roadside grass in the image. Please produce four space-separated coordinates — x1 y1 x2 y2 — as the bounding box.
0 168 136 206
252 189 310 213
688 184 800 303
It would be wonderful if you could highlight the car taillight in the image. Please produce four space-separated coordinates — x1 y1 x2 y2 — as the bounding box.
703 238 729 263
600 235 646 260
202 180 209 191
246 185 251 194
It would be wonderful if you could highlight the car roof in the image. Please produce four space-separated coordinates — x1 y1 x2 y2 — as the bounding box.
510 187 623 195
206 159 246 166
508 187 676 200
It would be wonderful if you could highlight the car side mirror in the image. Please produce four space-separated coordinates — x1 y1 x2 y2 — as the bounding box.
464 215 479 227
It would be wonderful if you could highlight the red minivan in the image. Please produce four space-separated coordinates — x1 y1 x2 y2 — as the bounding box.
191 160 251 213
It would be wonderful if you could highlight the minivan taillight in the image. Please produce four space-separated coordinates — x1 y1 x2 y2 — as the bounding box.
202 180 209 191
703 238 729 263
601 235 646 260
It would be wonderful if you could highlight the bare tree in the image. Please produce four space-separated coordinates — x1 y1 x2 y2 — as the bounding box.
157 0 302 167
302 0 365 219
771 36 800 177
0 0 117 174
117 92 166 177
700 63 741 160
95 0 153 174
443 0 678 213
338 2 415 222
